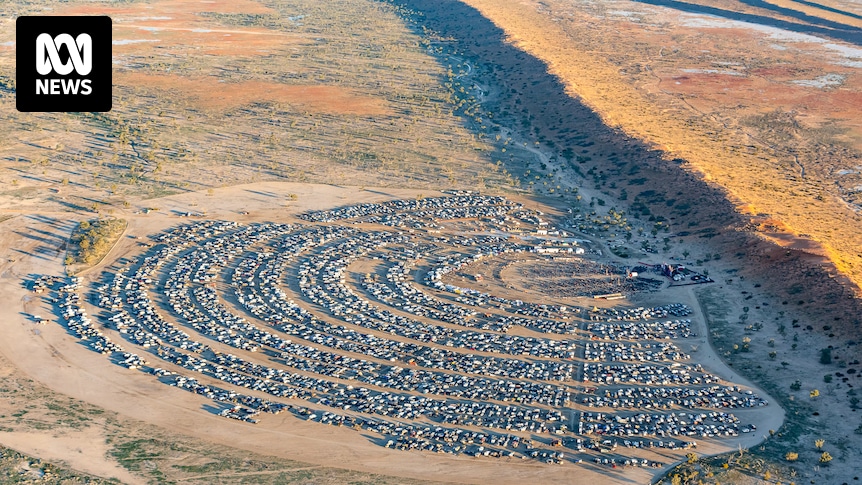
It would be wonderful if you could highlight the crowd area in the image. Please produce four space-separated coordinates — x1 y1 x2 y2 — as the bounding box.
38 195 767 468
515 259 663 297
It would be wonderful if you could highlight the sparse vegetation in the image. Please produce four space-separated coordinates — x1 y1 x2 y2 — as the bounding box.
657 446 798 485
67 217 127 268
0 444 120 484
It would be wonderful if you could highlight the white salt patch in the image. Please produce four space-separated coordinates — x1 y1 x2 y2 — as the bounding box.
609 10 640 18
120 16 172 21
681 68 744 76
678 14 828 44
113 39 161 45
838 167 862 176
678 13 862 69
791 73 845 88
823 43 862 58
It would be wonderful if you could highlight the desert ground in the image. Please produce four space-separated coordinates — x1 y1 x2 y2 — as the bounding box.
0 0 861 484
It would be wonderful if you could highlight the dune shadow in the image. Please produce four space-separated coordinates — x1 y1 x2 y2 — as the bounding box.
632 0 862 45
790 0 862 21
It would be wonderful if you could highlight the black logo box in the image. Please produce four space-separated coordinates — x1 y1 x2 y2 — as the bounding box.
16 16 112 113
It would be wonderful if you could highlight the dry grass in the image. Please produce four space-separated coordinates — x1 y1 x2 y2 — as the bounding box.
114 73 391 114
0 0 507 210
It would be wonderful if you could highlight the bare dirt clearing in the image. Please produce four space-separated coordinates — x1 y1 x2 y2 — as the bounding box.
0 429 145 485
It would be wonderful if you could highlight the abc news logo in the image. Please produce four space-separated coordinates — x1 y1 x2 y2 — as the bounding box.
36 33 94 95
17 16 112 112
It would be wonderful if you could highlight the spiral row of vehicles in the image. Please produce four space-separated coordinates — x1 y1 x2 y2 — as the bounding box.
43 195 767 469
